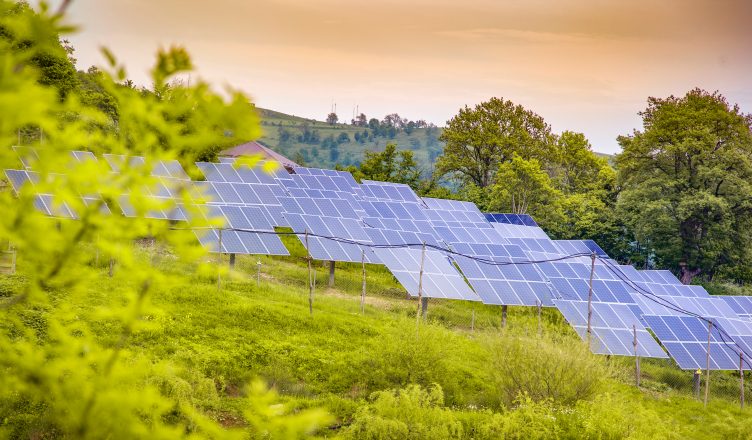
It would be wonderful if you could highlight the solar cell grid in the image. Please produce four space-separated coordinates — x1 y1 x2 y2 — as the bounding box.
643 315 742 370
554 300 668 358
373 247 478 301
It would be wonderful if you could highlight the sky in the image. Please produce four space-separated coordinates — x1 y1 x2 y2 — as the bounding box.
54 0 752 154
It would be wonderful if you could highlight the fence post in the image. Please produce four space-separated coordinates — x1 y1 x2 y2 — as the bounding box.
416 242 426 334
741 352 745 410
705 320 712 408
360 250 366 314
328 260 335 288
586 252 596 349
257 258 261 287
305 230 313 316
537 300 542 336
217 229 223 291
501 305 508 329
633 324 641 387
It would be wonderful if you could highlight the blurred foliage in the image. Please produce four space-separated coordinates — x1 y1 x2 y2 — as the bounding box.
0 1 326 438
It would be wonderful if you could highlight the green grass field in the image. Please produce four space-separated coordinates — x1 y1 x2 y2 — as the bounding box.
3 232 752 438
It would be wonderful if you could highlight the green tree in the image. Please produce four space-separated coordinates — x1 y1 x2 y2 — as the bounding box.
488 155 564 228
0 1 80 99
326 112 338 125
437 97 553 187
616 88 752 284
340 143 421 188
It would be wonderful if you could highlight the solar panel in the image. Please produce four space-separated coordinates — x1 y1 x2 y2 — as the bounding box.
643 315 742 370
540 259 636 304
192 161 290 256
454 254 555 306
195 162 288 227
276 169 375 263
104 154 190 180
12 146 39 170
373 247 479 301
485 213 538 227
4 169 87 218
554 300 668 358
718 296 752 320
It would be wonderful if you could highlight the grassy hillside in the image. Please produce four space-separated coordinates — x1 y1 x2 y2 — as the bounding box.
255 108 616 172
256 108 444 172
3 234 751 438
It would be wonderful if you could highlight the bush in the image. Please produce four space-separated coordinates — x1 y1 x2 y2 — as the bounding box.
344 384 463 439
484 331 609 406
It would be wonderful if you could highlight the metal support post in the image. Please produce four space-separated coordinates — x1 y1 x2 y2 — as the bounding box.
217 229 223 291
501 305 507 328
328 260 335 288
360 250 366 314
256 259 261 287
471 308 475 332
741 352 745 410
305 231 313 316
416 242 426 334
229 253 236 269
586 252 596 349
705 320 712 408
537 300 542 336
633 325 640 386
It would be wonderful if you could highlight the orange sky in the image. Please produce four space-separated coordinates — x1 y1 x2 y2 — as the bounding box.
57 0 752 153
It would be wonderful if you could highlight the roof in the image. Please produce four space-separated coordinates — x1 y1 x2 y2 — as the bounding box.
220 141 298 169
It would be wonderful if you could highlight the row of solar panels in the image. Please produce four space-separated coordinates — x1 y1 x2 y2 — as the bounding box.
6 149 752 371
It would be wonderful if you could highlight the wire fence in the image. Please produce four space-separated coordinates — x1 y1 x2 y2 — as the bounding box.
112 231 752 408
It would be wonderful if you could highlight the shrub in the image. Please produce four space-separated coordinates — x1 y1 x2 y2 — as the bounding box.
484 331 609 406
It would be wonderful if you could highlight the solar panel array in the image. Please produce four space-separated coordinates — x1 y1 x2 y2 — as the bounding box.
554 300 668 358
11 151 752 370
719 296 752 320
423 200 555 306
4 169 108 218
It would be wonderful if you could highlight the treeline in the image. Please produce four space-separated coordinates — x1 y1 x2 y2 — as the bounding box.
346 95 752 287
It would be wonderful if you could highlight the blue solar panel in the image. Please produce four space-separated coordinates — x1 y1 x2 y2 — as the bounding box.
554 300 667 358
644 315 742 370
373 247 479 301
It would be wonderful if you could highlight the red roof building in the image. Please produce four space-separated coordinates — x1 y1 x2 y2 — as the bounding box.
220 141 298 171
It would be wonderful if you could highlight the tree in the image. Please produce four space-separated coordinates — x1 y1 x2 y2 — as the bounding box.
352 142 421 188
616 89 752 284
354 113 367 127
437 97 553 187
326 112 338 125
552 131 611 194
488 155 563 224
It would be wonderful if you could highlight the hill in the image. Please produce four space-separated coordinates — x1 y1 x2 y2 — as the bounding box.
3 237 751 438
256 108 445 172
255 108 616 172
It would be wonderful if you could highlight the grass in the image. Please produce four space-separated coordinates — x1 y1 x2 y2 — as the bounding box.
4 238 752 438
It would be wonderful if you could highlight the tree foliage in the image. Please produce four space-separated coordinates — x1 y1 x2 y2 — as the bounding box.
340 142 421 189
437 97 553 188
0 2 328 437
616 89 752 283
